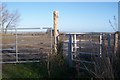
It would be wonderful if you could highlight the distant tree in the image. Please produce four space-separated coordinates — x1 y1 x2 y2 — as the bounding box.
0 3 20 33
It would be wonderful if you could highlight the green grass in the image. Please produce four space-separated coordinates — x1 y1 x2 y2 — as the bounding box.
2 61 48 79
1 59 77 79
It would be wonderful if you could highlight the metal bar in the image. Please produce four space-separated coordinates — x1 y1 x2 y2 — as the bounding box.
0 44 15 46
79 52 98 55
6 28 41 30
0 13 3 80
15 28 18 62
50 28 53 54
0 60 41 64
107 34 111 57
42 27 52 77
73 59 95 64
68 34 73 67
1 53 45 55
100 33 103 57
65 32 114 35
0 49 16 51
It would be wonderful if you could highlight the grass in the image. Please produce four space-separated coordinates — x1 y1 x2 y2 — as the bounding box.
2 45 77 79
2 61 48 79
2 59 76 79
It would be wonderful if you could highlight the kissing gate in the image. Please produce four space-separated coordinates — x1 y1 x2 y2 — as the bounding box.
62 32 118 69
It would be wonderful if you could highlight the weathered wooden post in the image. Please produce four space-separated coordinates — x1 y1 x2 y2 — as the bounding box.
114 32 119 56
53 11 59 53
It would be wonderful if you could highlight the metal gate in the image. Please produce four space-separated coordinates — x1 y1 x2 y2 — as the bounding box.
1 27 52 64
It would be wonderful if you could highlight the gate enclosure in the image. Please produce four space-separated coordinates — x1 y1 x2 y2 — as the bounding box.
1 28 52 63
59 32 117 69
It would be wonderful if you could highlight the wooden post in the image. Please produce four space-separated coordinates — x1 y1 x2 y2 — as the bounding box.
114 32 119 56
53 11 59 53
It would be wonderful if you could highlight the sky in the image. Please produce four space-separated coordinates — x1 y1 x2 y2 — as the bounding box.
5 2 118 32
2 0 120 2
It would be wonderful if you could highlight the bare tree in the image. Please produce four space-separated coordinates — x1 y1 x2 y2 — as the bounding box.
0 3 20 33
109 16 118 32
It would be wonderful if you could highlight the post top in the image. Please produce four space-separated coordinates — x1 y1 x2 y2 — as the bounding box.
54 11 59 14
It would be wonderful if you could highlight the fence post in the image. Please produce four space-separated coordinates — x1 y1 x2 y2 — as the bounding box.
72 34 77 59
68 34 73 67
114 32 119 56
100 33 104 57
53 11 59 54
107 34 111 58
73 34 77 53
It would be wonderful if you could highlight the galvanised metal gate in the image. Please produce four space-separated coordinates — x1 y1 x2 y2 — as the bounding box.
1 27 52 64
